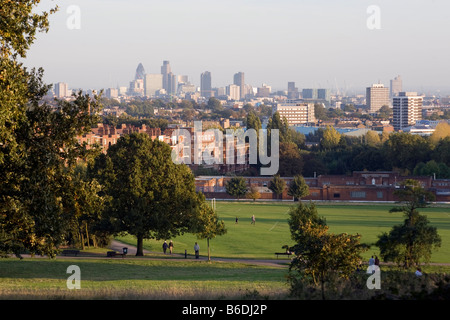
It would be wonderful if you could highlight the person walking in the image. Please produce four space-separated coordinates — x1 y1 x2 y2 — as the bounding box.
194 242 200 259
162 241 168 254
367 256 375 274
251 215 255 225
169 240 174 254
374 255 380 266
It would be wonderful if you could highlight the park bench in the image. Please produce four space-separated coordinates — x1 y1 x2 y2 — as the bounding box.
274 252 293 259
106 251 126 258
61 249 80 256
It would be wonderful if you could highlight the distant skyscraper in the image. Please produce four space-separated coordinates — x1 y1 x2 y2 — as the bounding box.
390 75 402 98
200 71 212 98
233 72 245 100
393 92 423 131
144 74 163 97
167 72 176 95
106 88 118 99
256 84 271 98
317 89 331 102
135 63 146 80
54 82 68 98
366 84 390 113
302 88 317 100
226 84 240 101
287 82 299 99
129 79 144 96
161 60 172 92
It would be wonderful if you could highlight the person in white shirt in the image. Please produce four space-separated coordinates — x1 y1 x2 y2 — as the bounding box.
194 242 200 259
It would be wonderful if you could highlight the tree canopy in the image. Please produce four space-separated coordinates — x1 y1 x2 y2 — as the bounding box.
92 133 202 256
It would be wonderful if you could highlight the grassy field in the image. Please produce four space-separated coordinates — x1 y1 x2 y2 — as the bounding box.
1 201 449 300
0 258 289 299
117 201 450 263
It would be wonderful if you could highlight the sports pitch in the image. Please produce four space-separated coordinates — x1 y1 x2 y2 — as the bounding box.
117 201 450 263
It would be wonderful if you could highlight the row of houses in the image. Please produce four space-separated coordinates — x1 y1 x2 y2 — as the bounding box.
195 171 450 202
77 123 251 174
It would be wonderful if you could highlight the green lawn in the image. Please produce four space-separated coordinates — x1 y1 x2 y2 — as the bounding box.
117 201 450 263
0 258 288 299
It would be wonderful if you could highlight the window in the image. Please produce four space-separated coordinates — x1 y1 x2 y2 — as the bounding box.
377 191 383 199
351 191 366 198
333 193 340 198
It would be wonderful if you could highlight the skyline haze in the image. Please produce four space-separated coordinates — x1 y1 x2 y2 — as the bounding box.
24 0 450 95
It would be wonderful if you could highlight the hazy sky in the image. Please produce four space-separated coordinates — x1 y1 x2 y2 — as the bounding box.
24 0 450 94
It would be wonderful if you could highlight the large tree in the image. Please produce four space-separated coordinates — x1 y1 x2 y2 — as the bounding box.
192 194 227 262
93 133 202 256
1 1 103 258
287 202 366 300
268 175 286 199
225 177 248 200
376 179 441 268
287 175 310 201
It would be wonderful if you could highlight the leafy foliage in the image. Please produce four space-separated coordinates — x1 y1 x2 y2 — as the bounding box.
376 179 441 268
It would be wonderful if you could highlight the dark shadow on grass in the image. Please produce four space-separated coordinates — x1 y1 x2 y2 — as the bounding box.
0 259 286 282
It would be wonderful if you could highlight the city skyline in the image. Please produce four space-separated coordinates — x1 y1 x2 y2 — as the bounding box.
24 0 450 95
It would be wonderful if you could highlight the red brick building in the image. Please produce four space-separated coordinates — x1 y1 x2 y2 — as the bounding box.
196 171 450 202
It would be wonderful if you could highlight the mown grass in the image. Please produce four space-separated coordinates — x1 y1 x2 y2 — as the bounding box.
116 201 450 263
0 258 289 299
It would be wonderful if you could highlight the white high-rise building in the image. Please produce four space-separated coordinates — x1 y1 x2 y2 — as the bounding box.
226 84 240 101
144 74 163 97
393 92 423 131
54 82 69 98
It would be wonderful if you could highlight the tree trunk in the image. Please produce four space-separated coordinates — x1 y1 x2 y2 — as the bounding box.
85 222 90 249
136 234 144 256
80 230 85 250
207 238 211 262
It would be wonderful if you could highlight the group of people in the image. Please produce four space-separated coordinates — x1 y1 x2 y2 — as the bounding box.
162 240 174 254
162 240 201 259
367 255 424 277
235 215 256 225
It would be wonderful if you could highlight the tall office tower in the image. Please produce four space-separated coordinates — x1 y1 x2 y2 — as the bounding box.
302 88 318 100
287 82 299 99
390 75 402 98
256 84 271 97
161 60 172 92
366 84 390 113
226 84 240 101
54 82 68 98
129 79 144 96
200 71 213 98
144 74 163 97
317 89 331 102
233 72 245 100
106 88 119 99
393 92 423 131
167 72 176 95
135 63 146 80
